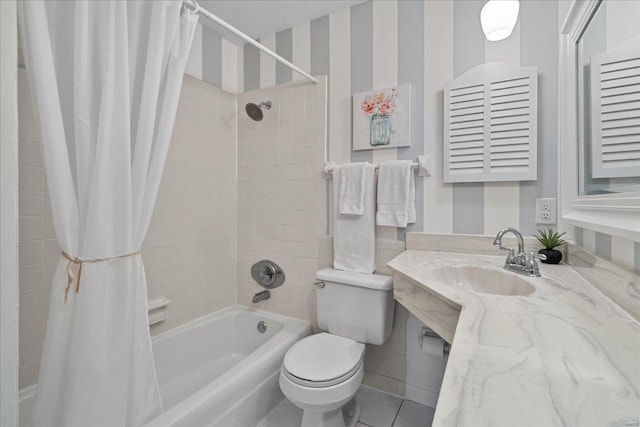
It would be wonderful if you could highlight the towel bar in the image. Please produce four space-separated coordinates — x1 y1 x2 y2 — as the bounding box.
323 155 431 179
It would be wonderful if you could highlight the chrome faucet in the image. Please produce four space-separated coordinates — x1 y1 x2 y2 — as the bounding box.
493 227 526 264
493 227 546 277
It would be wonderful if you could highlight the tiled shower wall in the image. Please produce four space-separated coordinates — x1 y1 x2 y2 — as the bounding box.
146 75 237 335
17 72 237 389
17 68 52 390
236 77 328 327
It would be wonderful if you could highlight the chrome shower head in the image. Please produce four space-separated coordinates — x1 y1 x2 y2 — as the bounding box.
245 101 272 121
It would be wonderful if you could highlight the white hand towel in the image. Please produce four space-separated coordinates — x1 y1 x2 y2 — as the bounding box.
338 162 367 215
376 160 415 228
333 164 376 274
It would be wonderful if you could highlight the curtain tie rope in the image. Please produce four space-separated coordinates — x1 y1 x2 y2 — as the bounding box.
61 250 142 303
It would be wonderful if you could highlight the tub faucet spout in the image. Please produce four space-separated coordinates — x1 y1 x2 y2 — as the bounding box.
252 290 270 303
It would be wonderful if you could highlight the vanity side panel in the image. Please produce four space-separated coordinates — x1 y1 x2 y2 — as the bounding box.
393 272 460 344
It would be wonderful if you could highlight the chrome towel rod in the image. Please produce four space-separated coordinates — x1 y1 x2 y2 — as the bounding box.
183 0 318 84
323 156 431 178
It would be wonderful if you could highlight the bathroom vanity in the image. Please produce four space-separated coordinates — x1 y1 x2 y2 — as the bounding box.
388 233 640 427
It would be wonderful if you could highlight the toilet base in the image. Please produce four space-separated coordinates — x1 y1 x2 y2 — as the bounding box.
301 398 360 427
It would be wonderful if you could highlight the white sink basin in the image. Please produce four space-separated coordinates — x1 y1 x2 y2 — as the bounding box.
430 266 535 296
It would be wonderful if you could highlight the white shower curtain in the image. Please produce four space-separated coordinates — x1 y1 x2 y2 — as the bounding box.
18 1 197 425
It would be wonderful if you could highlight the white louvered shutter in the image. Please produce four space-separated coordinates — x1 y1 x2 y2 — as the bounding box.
447 84 485 176
591 38 640 178
444 63 538 183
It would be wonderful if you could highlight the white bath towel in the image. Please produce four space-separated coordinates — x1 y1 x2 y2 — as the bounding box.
408 170 416 224
333 164 376 274
338 162 367 215
376 160 415 228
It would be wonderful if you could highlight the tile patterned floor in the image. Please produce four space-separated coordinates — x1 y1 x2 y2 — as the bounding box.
257 385 435 427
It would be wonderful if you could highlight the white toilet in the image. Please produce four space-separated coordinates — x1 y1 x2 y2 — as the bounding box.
279 268 394 427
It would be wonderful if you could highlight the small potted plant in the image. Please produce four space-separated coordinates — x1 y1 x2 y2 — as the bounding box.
533 227 567 264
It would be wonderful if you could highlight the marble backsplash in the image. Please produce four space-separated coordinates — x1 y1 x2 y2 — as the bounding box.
565 244 640 321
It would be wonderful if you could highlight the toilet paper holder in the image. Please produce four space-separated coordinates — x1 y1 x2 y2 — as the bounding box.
419 327 451 358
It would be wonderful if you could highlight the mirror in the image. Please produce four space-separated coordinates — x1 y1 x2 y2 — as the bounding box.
576 0 640 195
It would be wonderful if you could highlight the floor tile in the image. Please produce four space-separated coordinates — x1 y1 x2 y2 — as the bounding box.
392 400 436 427
256 386 417 427
256 399 302 427
356 386 403 427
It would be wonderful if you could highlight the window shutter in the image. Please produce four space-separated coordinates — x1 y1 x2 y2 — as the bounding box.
444 63 538 183
591 38 640 179
448 84 485 176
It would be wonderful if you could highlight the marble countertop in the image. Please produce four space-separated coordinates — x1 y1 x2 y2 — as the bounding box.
388 250 640 427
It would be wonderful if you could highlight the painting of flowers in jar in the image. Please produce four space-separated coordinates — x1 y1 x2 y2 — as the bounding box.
353 84 411 151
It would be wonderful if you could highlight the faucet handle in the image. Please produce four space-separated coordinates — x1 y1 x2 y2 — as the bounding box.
527 251 547 261
524 252 543 277
505 249 517 266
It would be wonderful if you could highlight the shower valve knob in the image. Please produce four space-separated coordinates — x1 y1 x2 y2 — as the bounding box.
251 260 285 289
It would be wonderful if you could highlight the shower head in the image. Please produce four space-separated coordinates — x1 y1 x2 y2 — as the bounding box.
245 101 272 121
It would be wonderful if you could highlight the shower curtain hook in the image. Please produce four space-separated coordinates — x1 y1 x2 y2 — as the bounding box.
183 0 199 14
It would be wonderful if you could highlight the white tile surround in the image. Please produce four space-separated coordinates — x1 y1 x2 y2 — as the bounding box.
235 78 329 327
17 68 52 390
146 75 238 335
17 72 238 388
362 298 410 396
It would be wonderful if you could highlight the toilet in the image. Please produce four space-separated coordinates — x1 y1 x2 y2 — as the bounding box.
279 268 394 427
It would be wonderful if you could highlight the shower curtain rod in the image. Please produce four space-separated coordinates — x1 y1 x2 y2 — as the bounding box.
183 0 319 84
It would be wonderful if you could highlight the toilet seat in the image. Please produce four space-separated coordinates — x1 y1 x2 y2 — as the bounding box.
282 333 365 388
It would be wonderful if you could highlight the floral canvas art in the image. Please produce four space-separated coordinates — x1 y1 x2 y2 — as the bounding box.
353 84 411 151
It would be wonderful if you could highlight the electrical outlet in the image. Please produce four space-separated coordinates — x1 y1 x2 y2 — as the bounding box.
535 198 556 225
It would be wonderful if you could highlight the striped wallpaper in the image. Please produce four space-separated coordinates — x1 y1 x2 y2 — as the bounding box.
239 0 559 237
185 23 238 93
575 227 640 274
187 1 639 273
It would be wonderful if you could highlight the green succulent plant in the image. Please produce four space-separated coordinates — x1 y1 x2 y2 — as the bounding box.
534 227 568 250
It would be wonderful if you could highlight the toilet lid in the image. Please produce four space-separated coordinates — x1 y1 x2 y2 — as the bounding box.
283 333 365 384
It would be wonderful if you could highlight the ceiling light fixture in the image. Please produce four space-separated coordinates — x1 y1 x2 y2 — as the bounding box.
481 0 520 42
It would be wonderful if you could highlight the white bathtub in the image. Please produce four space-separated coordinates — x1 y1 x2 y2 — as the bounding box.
19 305 312 427
147 305 312 426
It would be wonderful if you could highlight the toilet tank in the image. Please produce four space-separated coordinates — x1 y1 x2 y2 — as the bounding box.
315 268 394 345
